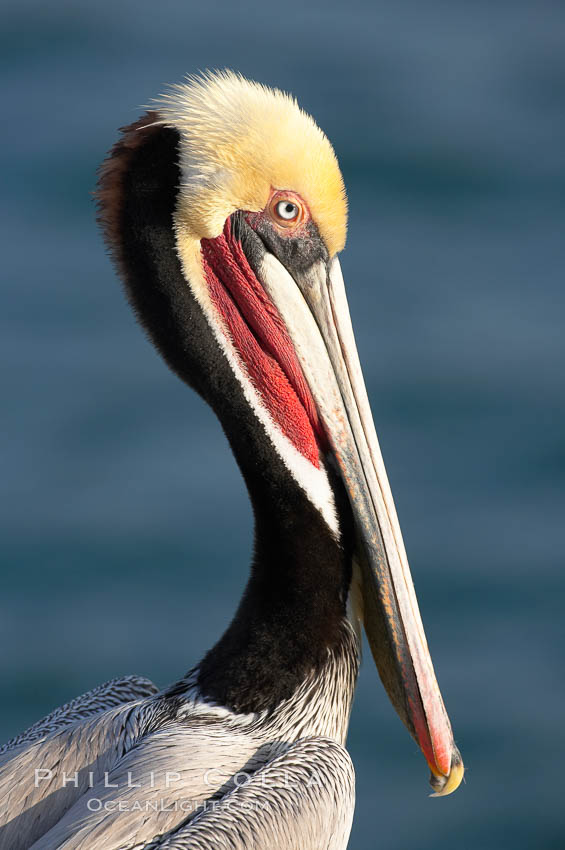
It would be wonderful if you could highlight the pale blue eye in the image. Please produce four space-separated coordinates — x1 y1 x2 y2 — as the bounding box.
276 200 299 221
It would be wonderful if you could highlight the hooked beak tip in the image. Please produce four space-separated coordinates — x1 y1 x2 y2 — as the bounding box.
428 748 464 797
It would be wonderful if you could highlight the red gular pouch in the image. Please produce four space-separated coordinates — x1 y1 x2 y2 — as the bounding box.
200 217 326 468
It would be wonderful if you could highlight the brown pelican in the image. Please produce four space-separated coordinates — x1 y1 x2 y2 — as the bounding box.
0 71 463 849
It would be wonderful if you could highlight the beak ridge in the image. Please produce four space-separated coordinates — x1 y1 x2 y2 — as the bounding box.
257 250 463 794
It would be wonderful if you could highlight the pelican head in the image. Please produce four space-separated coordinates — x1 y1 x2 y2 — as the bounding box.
98 70 463 796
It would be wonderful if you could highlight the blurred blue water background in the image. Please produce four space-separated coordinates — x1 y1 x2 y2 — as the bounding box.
2 1 564 847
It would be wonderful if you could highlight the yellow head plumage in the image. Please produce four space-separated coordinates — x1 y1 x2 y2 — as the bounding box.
154 71 347 257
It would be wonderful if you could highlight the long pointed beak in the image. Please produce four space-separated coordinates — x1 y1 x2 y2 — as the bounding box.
258 252 463 795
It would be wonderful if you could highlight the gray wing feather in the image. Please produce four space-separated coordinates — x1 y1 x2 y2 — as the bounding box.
0 677 158 850
27 720 265 849
32 737 354 850
0 675 158 754
149 738 355 850
2 696 354 850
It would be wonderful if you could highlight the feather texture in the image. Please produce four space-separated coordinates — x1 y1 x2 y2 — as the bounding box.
0 626 358 849
155 71 347 256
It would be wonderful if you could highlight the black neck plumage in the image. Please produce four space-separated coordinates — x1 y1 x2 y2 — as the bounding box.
97 115 356 714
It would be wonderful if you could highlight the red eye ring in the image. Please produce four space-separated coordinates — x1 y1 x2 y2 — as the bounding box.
268 192 306 229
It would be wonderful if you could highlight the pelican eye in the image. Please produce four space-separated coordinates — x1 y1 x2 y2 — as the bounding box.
268 193 306 229
276 200 300 221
